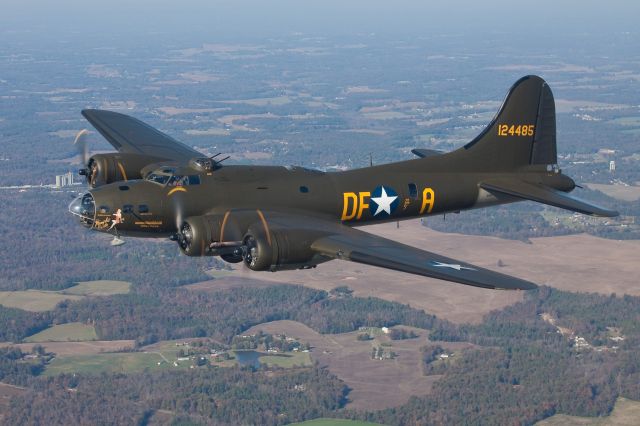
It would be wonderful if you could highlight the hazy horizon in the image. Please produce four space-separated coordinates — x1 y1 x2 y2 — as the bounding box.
2 0 639 39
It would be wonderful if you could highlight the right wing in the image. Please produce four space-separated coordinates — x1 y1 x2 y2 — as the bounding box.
82 109 202 161
310 224 537 290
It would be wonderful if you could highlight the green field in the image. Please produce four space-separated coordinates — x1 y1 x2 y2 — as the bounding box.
289 419 385 426
0 280 130 312
260 352 312 368
0 291 83 312
61 280 131 296
24 323 98 342
42 339 314 376
537 398 640 425
43 340 199 376
44 352 179 376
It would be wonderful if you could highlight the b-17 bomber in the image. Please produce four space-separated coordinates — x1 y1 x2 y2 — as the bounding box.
68 76 618 291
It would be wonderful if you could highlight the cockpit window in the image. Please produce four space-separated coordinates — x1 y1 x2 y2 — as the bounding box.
146 173 170 185
147 168 201 186
167 175 201 186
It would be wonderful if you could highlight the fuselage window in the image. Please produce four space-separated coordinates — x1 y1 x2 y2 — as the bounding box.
138 204 149 214
188 175 201 185
408 183 418 200
99 205 110 214
299 185 309 193
122 205 134 214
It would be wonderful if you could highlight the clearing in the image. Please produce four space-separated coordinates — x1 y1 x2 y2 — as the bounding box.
60 280 131 296
0 280 130 312
44 352 177 376
0 291 83 312
243 320 471 411
259 352 312 368
0 340 135 356
24 322 98 342
537 397 640 425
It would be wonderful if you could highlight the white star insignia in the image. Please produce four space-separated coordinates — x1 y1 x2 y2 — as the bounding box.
370 186 398 216
431 261 476 271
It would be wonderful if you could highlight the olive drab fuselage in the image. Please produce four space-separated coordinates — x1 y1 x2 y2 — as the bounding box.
82 152 574 239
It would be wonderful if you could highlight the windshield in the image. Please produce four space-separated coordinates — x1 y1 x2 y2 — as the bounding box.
146 173 171 185
167 175 201 186
146 168 201 186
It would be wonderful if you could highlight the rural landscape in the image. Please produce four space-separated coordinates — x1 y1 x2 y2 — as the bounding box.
2 4 640 425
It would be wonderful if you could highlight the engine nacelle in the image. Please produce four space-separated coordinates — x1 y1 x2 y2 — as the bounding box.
176 214 246 259
243 226 329 271
84 153 165 188
177 215 224 257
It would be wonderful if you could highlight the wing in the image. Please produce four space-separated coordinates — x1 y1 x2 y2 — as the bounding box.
81 109 202 161
311 225 537 290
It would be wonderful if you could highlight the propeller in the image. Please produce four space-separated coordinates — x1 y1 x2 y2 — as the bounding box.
73 129 94 184
169 188 187 246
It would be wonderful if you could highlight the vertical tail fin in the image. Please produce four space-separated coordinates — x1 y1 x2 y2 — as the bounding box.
462 75 557 170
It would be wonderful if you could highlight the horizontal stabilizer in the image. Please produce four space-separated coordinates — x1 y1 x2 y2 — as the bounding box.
480 179 619 217
412 148 444 158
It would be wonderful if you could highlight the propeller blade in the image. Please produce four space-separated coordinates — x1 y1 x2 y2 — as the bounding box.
73 129 90 167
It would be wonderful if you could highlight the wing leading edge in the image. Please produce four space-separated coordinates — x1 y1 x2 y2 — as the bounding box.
81 109 202 161
311 226 537 290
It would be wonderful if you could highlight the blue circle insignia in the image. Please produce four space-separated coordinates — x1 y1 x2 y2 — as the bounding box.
369 185 399 217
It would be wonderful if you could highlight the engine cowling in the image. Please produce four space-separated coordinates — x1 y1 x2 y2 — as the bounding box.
177 215 222 256
242 226 329 271
176 214 246 258
83 153 165 188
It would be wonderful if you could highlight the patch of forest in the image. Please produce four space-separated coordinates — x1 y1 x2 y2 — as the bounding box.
3 286 640 424
353 287 640 425
4 366 347 425
1 284 439 345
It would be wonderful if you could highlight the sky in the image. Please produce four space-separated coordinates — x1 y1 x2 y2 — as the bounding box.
2 0 640 39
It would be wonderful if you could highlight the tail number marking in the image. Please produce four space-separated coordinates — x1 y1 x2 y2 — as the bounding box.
498 124 534 137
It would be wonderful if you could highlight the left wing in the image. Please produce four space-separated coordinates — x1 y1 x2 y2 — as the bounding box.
82 109 202 161
311 225 537 290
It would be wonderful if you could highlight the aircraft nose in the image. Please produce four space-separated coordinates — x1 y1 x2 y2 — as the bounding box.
68 192 96 227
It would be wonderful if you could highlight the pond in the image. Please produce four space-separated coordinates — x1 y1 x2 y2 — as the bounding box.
233 350 262 368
